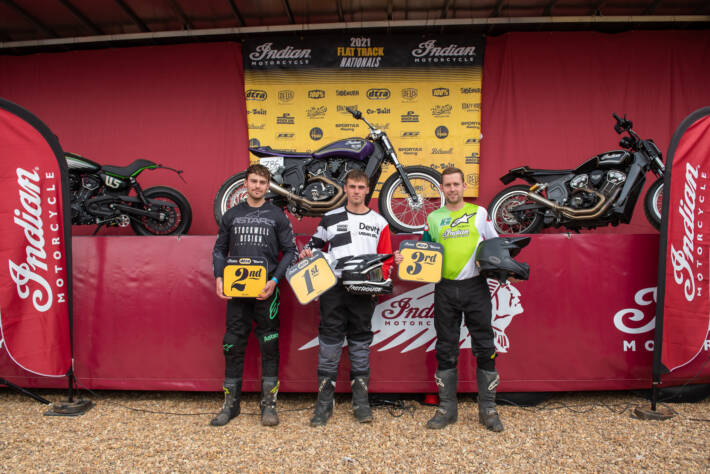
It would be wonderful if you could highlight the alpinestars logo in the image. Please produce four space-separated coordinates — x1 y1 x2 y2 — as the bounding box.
298 281 524 353
451 213 474 227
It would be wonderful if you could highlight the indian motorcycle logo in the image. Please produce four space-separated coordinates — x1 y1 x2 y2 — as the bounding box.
298 280 524 353
613 286 710 352
8 168 66 313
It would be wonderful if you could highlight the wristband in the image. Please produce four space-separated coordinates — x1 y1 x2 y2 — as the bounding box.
271 277 278 284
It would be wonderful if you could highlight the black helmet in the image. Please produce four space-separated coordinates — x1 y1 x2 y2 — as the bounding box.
340 254 393 295
476 237 531 283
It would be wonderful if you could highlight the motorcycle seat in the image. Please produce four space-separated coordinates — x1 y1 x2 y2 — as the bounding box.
102 159 157 177
522 168 575 176
249 146 313 159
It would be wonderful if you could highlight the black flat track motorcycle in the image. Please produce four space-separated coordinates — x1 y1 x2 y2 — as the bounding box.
214 107 443 233
66 152 192 235
488 114 665 234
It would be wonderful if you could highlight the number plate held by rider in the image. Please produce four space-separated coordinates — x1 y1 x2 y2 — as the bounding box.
397 240 444 283
223 257 268 298
286 250 337 305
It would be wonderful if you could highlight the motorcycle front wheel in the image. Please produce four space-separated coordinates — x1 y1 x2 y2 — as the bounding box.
213 172 248 225
643 177 663 231
378 166 444 234
130 186 192 236
488 185 544 234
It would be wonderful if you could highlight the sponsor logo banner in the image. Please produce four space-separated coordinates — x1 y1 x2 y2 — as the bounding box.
243 33 484 196
0 99 72 377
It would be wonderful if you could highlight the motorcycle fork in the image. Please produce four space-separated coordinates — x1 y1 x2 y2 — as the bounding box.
382 134 418 198
613 153 647 212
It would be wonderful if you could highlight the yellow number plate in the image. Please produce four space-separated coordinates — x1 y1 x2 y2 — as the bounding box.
397 240 444 283
223 257 268 298
286 250 337 305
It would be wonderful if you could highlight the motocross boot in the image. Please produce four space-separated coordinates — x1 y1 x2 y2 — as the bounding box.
210 380 241 427
477 368 504 432
426 368 458 429
351 376 373 423
260 377 280 427
310 376 336 427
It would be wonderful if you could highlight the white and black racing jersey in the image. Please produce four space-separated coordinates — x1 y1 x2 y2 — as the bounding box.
305 206 393 278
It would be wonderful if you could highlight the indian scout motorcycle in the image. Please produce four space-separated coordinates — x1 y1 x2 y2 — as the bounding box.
65 152 192 235
488 113 665 234
213 107 444 233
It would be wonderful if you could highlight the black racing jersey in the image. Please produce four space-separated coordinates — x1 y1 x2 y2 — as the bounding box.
212 201 297 281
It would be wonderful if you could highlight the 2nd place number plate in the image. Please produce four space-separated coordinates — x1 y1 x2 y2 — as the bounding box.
223 256 268 298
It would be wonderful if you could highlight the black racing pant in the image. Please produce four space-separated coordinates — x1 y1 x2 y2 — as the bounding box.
434 276 496 371
222 288 280 380
317 283 376 379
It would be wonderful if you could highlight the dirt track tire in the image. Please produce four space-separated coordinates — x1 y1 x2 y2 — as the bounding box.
487 185 544 234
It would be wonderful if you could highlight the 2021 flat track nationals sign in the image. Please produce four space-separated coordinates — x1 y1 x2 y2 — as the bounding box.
0 98 72 377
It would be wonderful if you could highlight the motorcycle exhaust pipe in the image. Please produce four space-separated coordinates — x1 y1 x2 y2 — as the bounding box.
526 186 621 220
268 176 346 212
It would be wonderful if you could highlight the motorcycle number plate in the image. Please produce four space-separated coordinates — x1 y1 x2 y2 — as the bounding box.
259 157 284 174
397 240 444 284
223 257 268 298
286 250 337 305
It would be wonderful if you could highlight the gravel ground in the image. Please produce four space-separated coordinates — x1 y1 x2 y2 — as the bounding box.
1 389 708 472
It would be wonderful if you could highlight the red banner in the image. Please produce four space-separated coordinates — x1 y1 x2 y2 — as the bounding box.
657 107 710 374
0 99 72 377
3 234 709 392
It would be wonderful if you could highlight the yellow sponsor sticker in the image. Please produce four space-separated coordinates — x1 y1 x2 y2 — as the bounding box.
223 256 268 298
286 250 337 305
397 240 444 283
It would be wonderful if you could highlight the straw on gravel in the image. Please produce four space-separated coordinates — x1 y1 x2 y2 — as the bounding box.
1 389 708 472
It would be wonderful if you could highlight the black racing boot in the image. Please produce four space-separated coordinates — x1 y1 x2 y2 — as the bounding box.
210 380 241 427
426 368 458 429
260 377 280 427
477 368 504 432
310 376 336 427
351 376 373 423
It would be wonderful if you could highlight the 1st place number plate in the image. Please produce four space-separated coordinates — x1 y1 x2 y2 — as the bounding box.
286 250 337 305
223 256 268 298
397 240 444 283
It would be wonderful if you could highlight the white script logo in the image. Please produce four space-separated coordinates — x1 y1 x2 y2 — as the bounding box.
299 280 524 353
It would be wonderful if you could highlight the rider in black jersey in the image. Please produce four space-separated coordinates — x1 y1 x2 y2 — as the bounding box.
210 164 297 427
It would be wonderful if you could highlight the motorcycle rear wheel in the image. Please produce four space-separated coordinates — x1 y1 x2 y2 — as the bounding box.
488 185 544 234
130 186 192 236
213 172 248 225
643 177 663 231
378 166 444 234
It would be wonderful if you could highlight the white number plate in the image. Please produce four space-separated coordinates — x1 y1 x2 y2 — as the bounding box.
259 157 284 175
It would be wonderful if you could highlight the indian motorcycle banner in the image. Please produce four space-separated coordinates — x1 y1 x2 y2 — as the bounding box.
654 107 710 378
0 98 72 377
243 33 485 196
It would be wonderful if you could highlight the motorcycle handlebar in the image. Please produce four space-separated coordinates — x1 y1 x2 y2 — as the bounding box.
346 106 362 120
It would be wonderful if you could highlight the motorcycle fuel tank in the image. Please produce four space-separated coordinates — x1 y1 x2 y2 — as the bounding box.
312 138 374 160
575 150 631 173
65 152 101 172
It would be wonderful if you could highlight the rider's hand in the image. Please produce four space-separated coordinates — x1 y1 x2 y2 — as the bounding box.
215 277 230 300
393 250 404 265
257 279 277 300
299 248 313 260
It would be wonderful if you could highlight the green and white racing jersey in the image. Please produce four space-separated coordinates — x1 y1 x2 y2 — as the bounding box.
422 202 499 280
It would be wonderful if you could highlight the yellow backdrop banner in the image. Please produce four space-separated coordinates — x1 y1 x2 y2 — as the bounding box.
244 34 484 196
